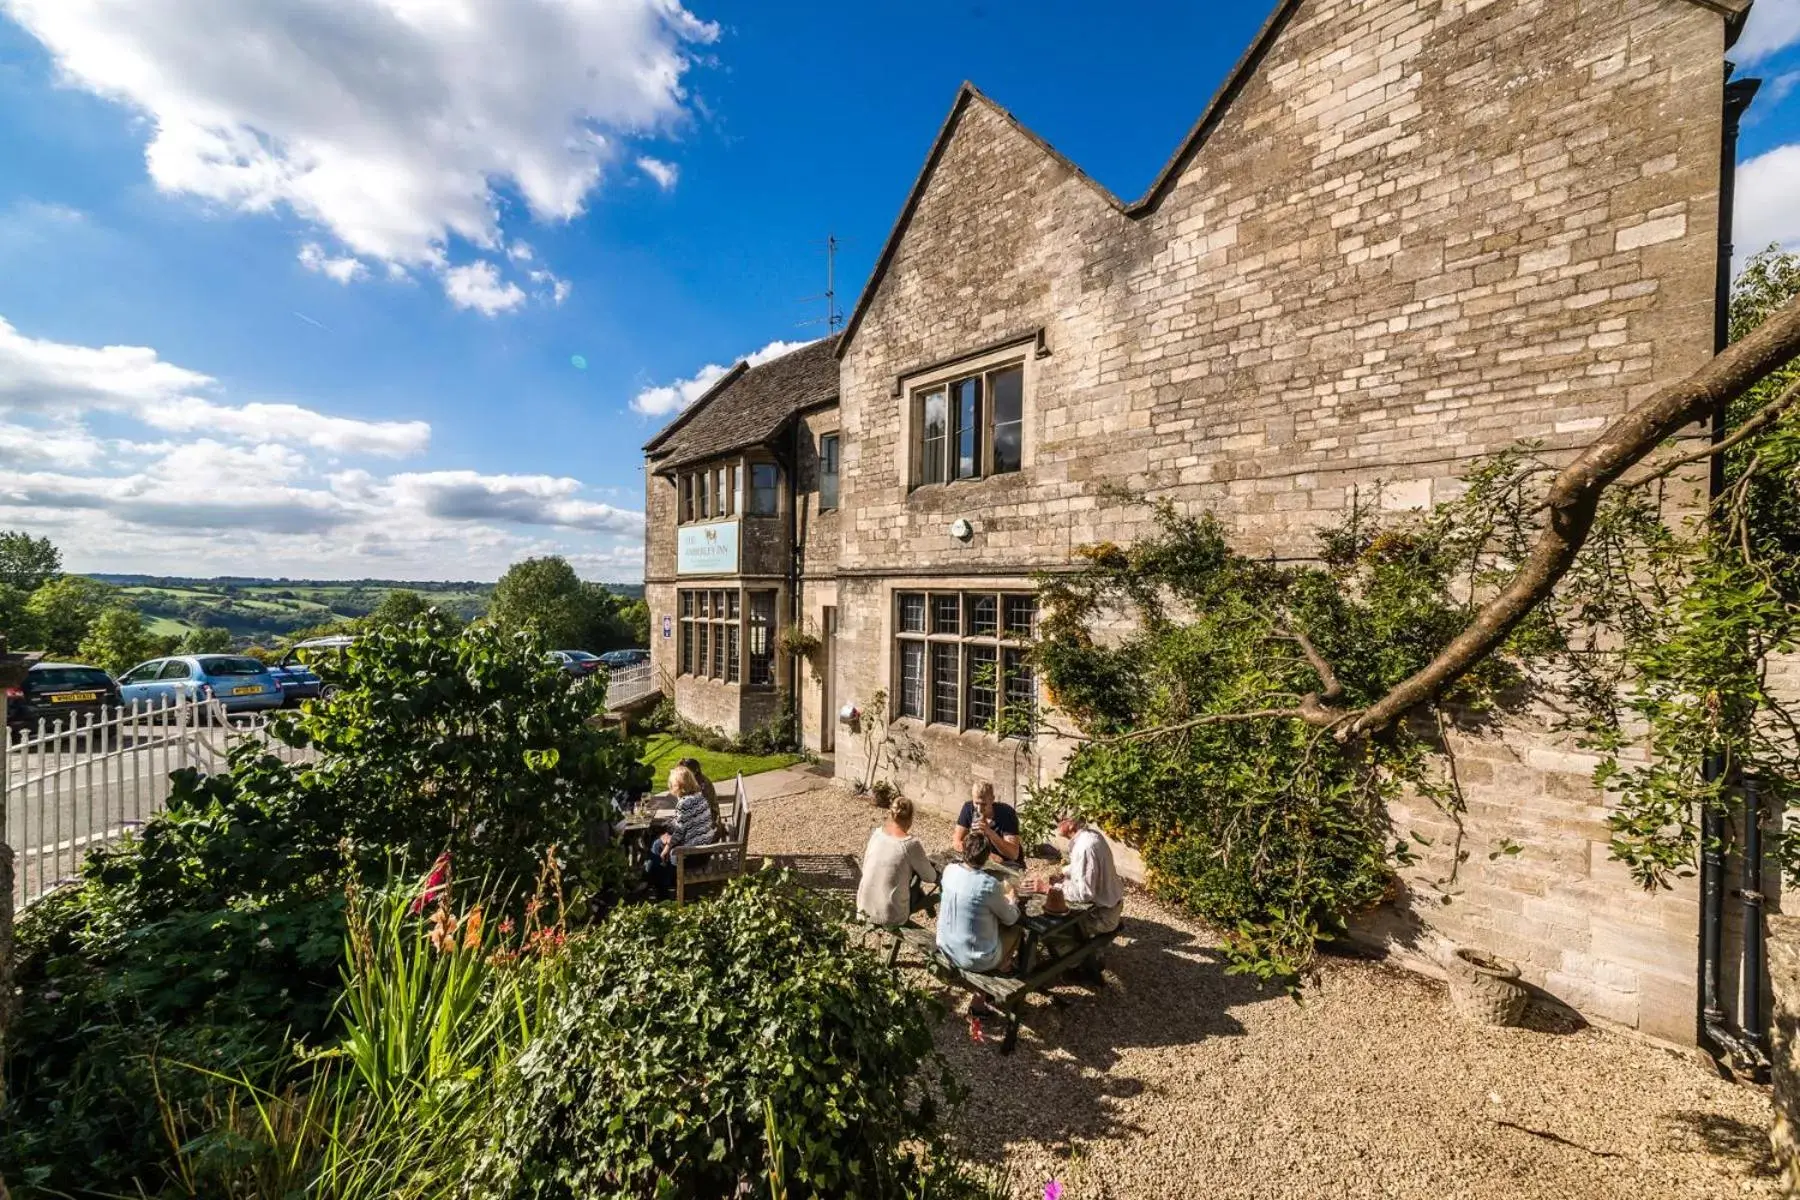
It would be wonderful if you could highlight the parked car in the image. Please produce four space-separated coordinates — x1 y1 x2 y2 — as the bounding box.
548 649 604 678
597 649 650 669
6 662 122 734
117 655 285 716
267 634 356 704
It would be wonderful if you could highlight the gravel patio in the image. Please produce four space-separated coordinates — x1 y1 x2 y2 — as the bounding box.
741 767 1777 1200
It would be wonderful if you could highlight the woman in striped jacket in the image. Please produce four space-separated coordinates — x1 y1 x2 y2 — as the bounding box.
647 763 718 898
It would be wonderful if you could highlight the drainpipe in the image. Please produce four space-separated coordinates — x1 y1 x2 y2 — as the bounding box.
1697 69 1762 1067
1741 777 1767 1058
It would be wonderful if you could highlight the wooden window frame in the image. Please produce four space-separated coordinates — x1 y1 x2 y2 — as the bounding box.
818 433 840 512
905 355 1027 492
892 590 1038 737
677 587 764 684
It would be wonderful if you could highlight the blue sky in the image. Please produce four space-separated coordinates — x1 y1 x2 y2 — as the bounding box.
0 0 1796 582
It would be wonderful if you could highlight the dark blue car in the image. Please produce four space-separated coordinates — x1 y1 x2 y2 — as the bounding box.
267 635 355 704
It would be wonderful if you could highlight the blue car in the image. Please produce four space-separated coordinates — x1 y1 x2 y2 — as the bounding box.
267 635 355 704
117 654 286 715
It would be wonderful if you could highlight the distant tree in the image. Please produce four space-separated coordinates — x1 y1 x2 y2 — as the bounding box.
361 588 450 631
0 582 40 648
0 531 61 593
178 626 234 655
25 576 114 656
618 597 651 647
489 557 631 652
77 605 157 676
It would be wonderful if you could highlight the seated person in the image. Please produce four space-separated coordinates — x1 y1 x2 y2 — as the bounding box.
678 756 722 827
1036 811 1125 937
952 781 1024 868
936 837 1024 1007
856 797 938 927
646 764 718 898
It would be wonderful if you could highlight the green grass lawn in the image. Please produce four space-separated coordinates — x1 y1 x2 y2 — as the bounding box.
638 733 803 783
145 615 194 637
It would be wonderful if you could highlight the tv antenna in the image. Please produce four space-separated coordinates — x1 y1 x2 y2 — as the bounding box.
798 233 842 333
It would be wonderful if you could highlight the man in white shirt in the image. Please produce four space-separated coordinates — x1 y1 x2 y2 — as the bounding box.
1051 812 1124 937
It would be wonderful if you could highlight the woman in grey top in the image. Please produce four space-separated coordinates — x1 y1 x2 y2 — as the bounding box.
647 764 716 898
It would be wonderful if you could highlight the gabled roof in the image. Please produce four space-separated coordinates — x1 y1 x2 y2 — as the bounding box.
642 334 840 470
836 0 1754 358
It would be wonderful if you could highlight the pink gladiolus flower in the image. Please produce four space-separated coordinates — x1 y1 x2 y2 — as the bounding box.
411 852 452 915
1044 1182 1063 1200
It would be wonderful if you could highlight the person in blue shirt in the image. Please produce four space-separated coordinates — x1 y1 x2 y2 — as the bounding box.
936 836 1023 984
952 781 1024 867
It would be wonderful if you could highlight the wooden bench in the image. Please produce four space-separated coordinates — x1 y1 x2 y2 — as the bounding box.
673 775 753 905
890 922 1120 1053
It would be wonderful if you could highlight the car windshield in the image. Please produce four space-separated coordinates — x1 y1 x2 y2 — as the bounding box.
198 656 268 677
30 668 112 690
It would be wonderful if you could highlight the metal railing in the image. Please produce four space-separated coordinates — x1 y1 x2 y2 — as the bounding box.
6 696 313 908
604 663 658 709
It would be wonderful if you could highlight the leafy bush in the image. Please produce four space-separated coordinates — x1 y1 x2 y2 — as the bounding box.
1 615 639 1194
1035 494 1540 980
476 872 955 1199
667 689 799 757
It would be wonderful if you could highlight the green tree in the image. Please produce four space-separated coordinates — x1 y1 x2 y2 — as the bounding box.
0 581 40 648
25 575 114 655
77 605 157 676
361 587 451 631
178 625 234 654
618 597 651 647
0 530 61 593
489 556 630 652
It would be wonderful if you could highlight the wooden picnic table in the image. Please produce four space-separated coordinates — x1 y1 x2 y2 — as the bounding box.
889 856 1119 1053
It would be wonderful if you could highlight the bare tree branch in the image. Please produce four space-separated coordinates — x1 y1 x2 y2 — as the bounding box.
1345 293 1800 739
1622 375 1800 489
1274 625 1344 702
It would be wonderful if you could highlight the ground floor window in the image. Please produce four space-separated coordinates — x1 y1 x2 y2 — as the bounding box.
679 588 777 685
893 590 1036 737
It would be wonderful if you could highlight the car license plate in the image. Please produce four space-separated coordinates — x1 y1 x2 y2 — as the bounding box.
50 691 98 703
231 685 263 695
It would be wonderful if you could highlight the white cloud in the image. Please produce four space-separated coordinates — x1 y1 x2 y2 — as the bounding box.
0 315 430 457
1738 142 1800 259
1767 70 1800 109
529 268 573 305
2 0 719 304
442 261 528 315
631 338 818 416
637 156 679 190
1737 0 1800 64
298 242 367 284
384 471 641 534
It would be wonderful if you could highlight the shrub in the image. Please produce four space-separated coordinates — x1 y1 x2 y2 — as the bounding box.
0 615 639 1194
476 872 954 1199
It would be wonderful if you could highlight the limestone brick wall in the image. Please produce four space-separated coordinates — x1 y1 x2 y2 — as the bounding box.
796 408 843 755
831 0 1735 1041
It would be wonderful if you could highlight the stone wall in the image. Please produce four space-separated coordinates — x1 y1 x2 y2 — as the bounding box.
830 0 1734 1040
795 407 842 755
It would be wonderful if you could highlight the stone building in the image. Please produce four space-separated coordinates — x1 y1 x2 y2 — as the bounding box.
644 0 1762 1043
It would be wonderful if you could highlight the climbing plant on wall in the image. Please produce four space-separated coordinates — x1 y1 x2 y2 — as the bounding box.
1030 251 1800 983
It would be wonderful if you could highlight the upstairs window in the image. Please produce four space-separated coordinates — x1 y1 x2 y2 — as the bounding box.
748 463 780 516
910 362 1025 489
818 434 840 511
678 465 737 524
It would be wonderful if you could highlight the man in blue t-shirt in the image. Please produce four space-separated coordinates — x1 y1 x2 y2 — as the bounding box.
953 781 1024 867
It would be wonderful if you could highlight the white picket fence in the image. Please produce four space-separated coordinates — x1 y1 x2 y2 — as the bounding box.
603 662 657 709
5 696 313 908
